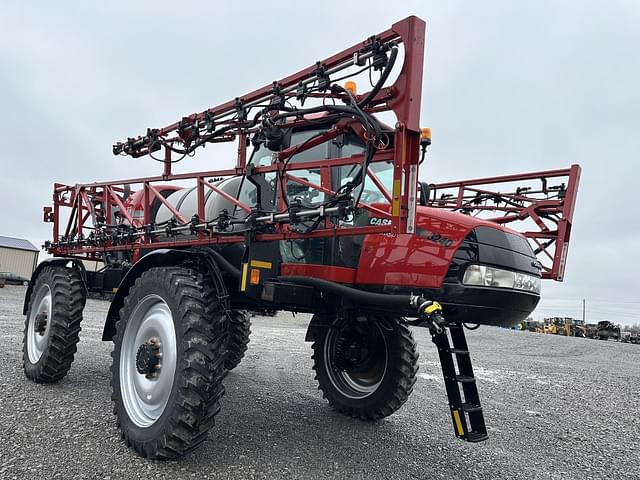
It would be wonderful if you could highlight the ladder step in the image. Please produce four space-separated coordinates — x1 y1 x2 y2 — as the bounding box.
449 348 469 355
432 327 488 443
455 375 476 383
466 432 489 443
461 402 482 413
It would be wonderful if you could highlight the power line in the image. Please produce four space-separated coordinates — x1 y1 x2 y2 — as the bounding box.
580 298 640 304
541 299 640 305
536 305 638 316
535 306 638 318
585 309 638 318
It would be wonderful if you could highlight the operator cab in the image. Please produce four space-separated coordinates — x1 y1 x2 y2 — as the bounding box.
235 125 395 267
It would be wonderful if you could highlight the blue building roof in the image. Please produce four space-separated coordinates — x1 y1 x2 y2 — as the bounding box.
0 235 39 252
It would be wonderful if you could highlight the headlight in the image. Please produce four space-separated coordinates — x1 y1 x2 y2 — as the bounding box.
462 265 541 294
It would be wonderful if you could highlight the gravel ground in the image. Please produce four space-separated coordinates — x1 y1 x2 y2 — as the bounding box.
1 284 639 480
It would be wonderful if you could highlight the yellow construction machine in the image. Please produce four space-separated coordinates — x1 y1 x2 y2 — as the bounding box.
543 317 584 336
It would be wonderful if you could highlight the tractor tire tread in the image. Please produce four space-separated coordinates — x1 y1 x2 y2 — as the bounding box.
225 310 251 371
311 320 418 421
23 266 84 383
111 266 227 459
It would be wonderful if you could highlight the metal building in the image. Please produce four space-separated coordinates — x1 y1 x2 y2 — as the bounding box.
0 236 39 280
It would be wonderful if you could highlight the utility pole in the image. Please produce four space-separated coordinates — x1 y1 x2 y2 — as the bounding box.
582 299 586 323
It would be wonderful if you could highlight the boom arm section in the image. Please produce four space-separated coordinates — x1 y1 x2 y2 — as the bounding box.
112 16 425 162
426 164 581 281
44 16 428 260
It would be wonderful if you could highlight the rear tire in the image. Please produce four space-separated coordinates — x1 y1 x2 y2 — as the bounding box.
311 316 418 420
225 310 251 371
111 267 227 459
23 266 85 383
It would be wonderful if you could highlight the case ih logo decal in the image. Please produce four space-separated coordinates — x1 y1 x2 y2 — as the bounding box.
369 218 454 247
369 217 392 226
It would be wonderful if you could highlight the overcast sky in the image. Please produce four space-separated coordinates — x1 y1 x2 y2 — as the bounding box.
1 1 638 324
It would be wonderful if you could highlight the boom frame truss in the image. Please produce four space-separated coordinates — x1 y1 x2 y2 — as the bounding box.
46 16 426 261
44 16 580 282
427 164 581 280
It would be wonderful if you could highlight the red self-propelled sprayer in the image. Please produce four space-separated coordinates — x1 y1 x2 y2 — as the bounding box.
23 16 580 458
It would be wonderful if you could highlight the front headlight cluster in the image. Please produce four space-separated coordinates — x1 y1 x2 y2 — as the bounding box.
462 265 541 294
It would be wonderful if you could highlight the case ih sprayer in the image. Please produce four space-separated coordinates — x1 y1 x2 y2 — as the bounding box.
22 16 580 458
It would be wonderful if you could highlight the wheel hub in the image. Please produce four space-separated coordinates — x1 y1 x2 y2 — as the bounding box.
120 295 177 428
34 312 48 335
334 329 374 371
344 342 369 367
135 337 162 378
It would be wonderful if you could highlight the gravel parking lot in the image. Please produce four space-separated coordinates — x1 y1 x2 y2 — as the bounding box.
1 284 638 479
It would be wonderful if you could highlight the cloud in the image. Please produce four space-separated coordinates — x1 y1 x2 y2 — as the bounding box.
1 0 638 324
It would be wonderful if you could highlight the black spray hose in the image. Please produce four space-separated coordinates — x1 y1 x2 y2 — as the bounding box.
277 276 446 331
208 249 241 280
357 46 398 109
278 275 429 311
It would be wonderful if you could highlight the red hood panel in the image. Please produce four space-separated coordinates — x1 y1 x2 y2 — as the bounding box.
355 206 518 288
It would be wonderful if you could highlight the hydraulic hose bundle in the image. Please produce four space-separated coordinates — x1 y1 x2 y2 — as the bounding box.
109 39 399 238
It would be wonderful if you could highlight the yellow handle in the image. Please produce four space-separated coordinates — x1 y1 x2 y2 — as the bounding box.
423 301 442 315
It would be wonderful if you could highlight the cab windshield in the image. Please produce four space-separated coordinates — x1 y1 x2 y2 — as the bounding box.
241 128 393 209
236 127 394 266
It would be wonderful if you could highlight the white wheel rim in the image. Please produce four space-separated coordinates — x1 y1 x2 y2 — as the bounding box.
27 284 52 363
120 295 177 428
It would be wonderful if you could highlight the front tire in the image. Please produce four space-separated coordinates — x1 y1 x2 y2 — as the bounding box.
111 267 227 459
23 265 85 383
311 316 419 420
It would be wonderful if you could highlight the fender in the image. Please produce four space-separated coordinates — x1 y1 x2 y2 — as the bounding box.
23 258 88 315
101 248 227 341
304 313 334 342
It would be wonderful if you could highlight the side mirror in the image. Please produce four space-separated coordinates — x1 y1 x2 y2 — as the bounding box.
265 127 292 152
419 182 431 206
